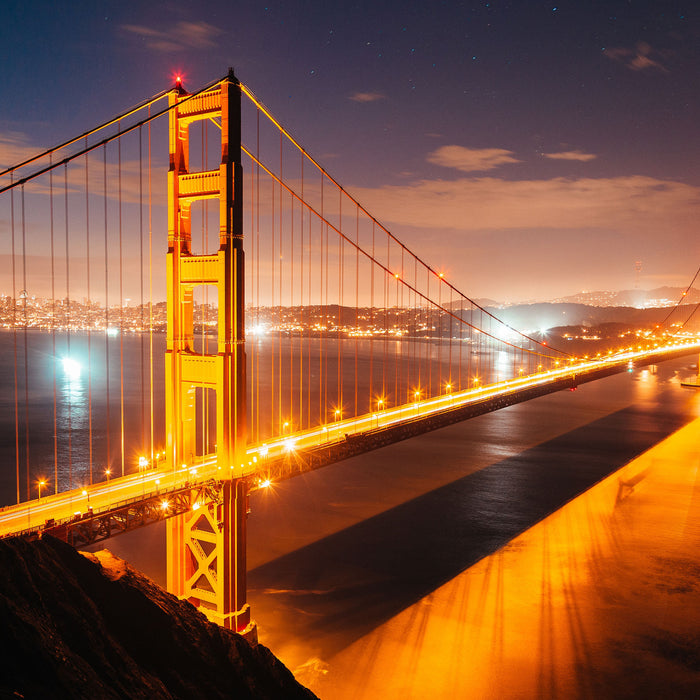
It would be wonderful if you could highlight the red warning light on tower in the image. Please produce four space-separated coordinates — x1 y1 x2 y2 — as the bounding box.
172 71 186 91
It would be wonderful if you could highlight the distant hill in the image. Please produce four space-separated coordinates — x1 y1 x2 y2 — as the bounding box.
483 302 695 331
545 287 700 308
446 287 699 315
0 536 317 700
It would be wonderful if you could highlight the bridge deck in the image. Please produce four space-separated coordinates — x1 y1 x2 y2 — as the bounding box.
1 343 697 545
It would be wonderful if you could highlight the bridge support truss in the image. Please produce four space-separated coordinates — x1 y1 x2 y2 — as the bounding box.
164 71 253 637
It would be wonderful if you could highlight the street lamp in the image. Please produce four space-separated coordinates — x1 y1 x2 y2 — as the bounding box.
105 468 111 483
37 479 46 501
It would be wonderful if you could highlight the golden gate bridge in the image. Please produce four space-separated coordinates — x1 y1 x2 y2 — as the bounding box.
1 71 698 639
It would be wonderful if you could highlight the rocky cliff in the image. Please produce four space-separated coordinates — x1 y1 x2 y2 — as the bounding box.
0 535 318 700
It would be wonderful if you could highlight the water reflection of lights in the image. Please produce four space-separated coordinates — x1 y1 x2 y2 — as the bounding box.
61 357 81 381
248 324 268 337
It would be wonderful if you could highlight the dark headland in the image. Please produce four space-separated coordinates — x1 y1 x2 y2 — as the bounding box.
0 535 318 700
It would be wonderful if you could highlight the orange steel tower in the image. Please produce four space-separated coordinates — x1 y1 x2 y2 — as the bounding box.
165 71 252 637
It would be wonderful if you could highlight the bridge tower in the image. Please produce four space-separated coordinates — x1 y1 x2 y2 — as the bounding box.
164 71 253 637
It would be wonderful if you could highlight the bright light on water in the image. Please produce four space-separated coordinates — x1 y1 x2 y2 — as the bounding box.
61 358 81 381
249 324 267 336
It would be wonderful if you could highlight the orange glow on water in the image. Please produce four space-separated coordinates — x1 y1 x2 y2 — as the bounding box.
304 418 700 698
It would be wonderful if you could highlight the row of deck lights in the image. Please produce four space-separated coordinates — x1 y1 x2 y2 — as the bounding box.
271 338 698 441
30 338 696 504
265 339 700 458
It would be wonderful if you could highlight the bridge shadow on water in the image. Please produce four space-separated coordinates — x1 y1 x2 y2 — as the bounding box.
248 395 695 659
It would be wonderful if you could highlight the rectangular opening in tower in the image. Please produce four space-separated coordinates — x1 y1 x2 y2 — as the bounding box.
189 199 221 256
194 386 217 457
192 285 218 354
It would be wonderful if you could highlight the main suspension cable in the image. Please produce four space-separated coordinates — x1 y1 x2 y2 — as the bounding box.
240 82 566 357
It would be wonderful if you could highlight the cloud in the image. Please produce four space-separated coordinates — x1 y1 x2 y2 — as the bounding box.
121 21 222 52
604 42 668 72
0 131 44 172
349 92 386 103
347 175 700 234
428 145 520 173
543 150 597 162
0 128 167 205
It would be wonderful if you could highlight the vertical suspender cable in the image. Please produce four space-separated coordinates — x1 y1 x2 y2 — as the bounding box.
458 298 463 391
64 165 73 487
278 132 283 430
204 121 210 453
299 151 304 429
148 109 154 461
369 221 374 410
394 250 400 405
437 274 442 394
50 160 58 493
307 181 312 428
355 204 359 418
338 190 342 418
267 169 273 436
321 183 330 422
255 109 261 441
270 172 276 437
290 167 295 427
382 238 388 403
319 174 324 425
21 186 30 499
424 266 435 399
85 139 94 483
249 120 256 442
103 144 110 485
415 257 420 399
10 177 19 503
118 126 125 478
290 177 294 427
449 285 453 389
400 247 404 403
201 123 207 454
139 125 145 467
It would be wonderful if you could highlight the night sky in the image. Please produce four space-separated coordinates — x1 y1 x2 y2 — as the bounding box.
2 1 699 302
